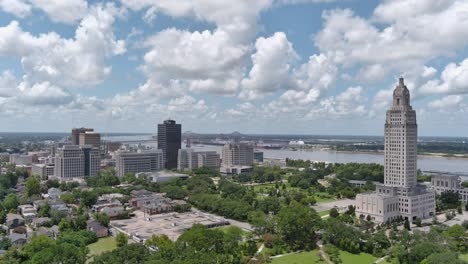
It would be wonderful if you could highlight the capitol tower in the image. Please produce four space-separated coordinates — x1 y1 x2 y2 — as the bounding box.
355 78 435 223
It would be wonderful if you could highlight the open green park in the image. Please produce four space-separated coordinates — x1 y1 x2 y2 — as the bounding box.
271 249 377 264
87 237 117 257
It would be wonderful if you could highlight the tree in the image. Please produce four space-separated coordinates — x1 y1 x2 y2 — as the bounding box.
2 193 19 211
37 202 51 217
404 218 411 230
275 202 321 250
116 233 128 247
92 244 151 264
437 191 461 211
61 193 76 204
324 244 342 264
366 214 372 222
425 252 465 264
25 176 41 197
329 208 339 218
415 217 422 227
93 213 110 227
80 191 98 207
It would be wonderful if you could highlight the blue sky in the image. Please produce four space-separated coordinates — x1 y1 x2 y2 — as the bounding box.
0 0 467 136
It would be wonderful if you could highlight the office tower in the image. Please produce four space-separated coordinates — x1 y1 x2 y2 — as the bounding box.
157 120 181 169
221 143 254 167
114 150 164 177
72 128 94 145
55 145 84 178
81 146 100 177
355 78 435 223
79 132 101 149
55 145 100 178
177 149 220 171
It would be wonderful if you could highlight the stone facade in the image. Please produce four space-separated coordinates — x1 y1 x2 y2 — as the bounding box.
355 78 435 223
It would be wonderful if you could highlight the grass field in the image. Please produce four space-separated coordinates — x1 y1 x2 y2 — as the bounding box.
339 251 377 264
215 225 250 236
460 253 468 262
318 210 330 217
313 192 336 202
87 237 117 257
271 250 325 264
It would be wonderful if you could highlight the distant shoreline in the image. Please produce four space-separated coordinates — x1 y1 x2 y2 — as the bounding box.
286 148 468 161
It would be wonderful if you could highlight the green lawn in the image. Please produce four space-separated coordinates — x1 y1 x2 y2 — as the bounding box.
214 225 250 236
252 184 277 193
271 250 325 264
314 192 336 202
318 210 330 217
339 251 377 264
87 237 117 257
460 253 468 262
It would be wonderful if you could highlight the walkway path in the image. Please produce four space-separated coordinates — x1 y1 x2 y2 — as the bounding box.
317 241 333 264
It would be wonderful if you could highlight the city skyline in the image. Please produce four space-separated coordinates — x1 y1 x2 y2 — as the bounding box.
0 1 468 136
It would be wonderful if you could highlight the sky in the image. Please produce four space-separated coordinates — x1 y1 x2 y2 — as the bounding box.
0 0 467 136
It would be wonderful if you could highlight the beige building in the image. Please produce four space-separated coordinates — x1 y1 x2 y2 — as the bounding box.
221 143 254 167
177 149 220 171
72 128 93 145
355 78 435 223
32 164 55 178
79 132 101 149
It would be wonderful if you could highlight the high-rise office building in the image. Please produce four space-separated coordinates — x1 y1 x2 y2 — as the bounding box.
157 120 181 169
79 132 101 149
72 128 94 145
177 149 220 171
82 146 100 177
221 143 254 167
355 78 435 223
55 145 100 178
115 150 164 177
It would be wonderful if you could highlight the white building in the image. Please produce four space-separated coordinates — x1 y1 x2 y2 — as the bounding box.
32 164 55 178
177 149 220 171
9 154 32 165
55 145 100 178
429 172 468 203
355 78 435 223
114 149 164 177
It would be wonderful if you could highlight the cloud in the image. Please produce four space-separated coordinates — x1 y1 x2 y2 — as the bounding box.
315 2 468 67
419 58 468 95
0 71 18 98
305 86 366 119
30 0 88 24
121 0 272 41
428 95 463 109
141 28 248 96
240 32 298 100
0 0 31 18
17 81 73 105
0 3 125 88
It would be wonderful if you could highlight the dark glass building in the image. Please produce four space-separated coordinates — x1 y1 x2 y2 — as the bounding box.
157 120 182 169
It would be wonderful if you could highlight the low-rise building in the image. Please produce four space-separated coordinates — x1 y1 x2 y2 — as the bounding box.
137 171 189 183
220 166 252 175
429 172 468 203
177 149 220 171
31 164 55 179
6 214 24 228
87 220 108 238
9 233 27 248
115 150 164 177
9 154 32 165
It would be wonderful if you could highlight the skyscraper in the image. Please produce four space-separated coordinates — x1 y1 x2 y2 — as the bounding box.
72 128 94 145
79 132 101 149
355 78 435 223
157 120 181 169
55 145 100 178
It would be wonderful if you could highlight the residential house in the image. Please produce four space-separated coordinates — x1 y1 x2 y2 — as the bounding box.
9 233 27 248
32 217 51 228
86 220 108 238
6 214 24 228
